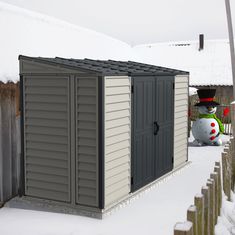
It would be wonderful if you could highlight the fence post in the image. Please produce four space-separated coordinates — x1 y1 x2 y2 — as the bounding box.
210 172 219 223
201 186 210 235
209 178 216 226
214 163 222 215
231 137 235 191
222 151 231 200
194 194 204 235
174 221 193 235
228 139 235 191
207 180 215 235
187 205 197 235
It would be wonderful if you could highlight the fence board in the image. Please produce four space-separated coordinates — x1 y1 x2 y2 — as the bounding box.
0 84 18 205
206 180 214 235
187 205 197 235
194 194 204 235
201 186 210 235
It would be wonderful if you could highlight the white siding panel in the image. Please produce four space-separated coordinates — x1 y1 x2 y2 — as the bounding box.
106 125 130 137
175 116 188 125
104 76 131 208
174 75 189 168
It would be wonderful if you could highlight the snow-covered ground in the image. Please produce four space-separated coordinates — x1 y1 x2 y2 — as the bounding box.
0 134 232 235
215 193 235 235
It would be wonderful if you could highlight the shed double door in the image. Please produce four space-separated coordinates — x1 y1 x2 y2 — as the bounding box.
132 76 174 191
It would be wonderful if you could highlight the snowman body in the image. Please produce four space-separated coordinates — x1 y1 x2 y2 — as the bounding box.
192 106 222 146
192 118 220 145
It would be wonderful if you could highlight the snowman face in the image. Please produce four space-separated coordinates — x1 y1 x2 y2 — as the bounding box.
198 106 217 114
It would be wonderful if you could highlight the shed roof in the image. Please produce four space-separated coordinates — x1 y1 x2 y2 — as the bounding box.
19 56 189 76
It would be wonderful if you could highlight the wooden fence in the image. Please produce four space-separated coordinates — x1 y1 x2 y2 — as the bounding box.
0 82 20 207
174 138 235 235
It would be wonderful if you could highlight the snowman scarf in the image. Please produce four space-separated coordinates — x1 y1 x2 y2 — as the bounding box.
199 114 224 134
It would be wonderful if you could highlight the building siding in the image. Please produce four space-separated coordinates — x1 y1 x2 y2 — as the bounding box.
24 75 70 202
76 76 99 207
104 76 131 207
174 75 189 168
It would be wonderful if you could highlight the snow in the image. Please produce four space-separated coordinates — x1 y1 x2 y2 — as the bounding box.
215 193 235 235
189 87 197 96
0 134 231 235
0 1 232 87
134 40 233 86
0 1 135 83
174 221 192 231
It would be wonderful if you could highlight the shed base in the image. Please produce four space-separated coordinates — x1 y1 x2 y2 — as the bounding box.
4 196 103 219
4 161 191 219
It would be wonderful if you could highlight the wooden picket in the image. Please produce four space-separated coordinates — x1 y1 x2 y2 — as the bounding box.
174 137 235 235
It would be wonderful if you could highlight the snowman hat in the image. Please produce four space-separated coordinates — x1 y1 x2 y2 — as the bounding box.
195 89 220 106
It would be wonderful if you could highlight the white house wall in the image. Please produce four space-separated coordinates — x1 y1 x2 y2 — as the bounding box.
174 75 189 168
104 76 131 208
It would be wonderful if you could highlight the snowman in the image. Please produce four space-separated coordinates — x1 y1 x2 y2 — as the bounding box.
192 89 224 146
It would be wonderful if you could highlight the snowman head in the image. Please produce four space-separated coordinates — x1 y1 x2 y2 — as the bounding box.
198 106 217 114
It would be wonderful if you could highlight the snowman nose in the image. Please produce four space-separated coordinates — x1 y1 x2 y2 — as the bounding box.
207 106 213 111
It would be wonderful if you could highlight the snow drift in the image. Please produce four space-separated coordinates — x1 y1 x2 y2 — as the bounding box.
0 1 136 83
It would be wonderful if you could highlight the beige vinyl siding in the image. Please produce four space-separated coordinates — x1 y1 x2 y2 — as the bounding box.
174 75 189 168
76 77 98 207
104 76 131 207
24 75 70 202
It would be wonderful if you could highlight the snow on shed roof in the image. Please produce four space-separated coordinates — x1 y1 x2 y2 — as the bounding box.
0 2 134 83
134 40 233 86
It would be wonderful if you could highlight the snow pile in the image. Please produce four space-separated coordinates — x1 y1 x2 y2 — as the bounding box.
215 192 235 235
174 221 193 232
0 1 135 83
134 40 233 86
189 87 197 96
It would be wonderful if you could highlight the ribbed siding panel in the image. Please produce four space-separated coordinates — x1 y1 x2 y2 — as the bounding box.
104 76 131 207
174 75 189 168
24 76 70 202
76 77 98 207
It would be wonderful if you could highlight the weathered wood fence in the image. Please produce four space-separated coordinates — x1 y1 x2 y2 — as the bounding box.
174 138 235 234
0 82 20 207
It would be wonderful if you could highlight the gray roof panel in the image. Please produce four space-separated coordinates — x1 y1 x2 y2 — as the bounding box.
19 55 189 76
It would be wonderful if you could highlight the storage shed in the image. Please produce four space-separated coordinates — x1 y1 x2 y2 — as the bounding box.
19 55 189 216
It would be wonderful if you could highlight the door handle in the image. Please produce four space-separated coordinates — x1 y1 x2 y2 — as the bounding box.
154 121 159 135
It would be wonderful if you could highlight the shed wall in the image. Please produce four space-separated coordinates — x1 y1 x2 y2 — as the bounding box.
75 76 99 207
104 76 131 207
23 75 71 202
174 75 189 168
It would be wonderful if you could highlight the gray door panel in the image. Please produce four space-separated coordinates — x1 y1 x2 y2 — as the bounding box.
155 76 174 178
132 77 155 191
132 76 174 191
